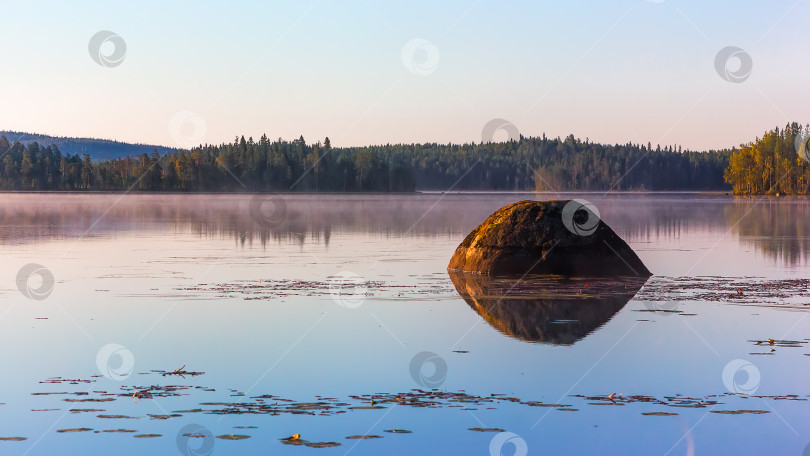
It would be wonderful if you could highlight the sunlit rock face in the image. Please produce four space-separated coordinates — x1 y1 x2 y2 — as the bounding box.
449 272 648 345
448 200 651 277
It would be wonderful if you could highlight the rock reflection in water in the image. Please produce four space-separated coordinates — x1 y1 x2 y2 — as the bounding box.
448 272 647 345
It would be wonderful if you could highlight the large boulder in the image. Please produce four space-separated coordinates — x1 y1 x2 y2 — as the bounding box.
447 200 651 277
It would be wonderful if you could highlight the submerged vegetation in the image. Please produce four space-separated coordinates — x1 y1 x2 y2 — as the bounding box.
0 124 805 194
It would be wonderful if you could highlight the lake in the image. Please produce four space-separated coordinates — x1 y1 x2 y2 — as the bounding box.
1 192 809 455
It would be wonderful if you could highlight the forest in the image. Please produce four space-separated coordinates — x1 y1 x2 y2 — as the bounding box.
0 133 737 192
724 122 810 195
0 130 174 161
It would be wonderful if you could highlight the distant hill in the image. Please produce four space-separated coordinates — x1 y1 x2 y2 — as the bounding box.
0 131 178 161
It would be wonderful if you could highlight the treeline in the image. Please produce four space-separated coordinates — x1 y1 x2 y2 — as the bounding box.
0 135 414 192
724 123 810 195
0 132 734 192
0 137 94 190
0 130 175 161
412 134 730 191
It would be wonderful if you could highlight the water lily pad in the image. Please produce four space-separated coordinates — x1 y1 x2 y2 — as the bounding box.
280 437 340 448
182 433 208 438
133 434 162 438
304 441 341 448
0 437 26 441
216 434 251 440
281 438 306 446
710 410 770 415
468 428 505 432
345 435 382 439
148 414 182 420
57 428 93 433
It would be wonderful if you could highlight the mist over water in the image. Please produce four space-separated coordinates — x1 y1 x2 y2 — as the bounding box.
1 193 807 272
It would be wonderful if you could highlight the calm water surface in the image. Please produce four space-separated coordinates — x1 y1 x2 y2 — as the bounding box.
0 193 809 455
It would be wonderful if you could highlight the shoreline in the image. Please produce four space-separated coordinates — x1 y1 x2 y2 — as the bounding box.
1 190 805 197
0 190 739 195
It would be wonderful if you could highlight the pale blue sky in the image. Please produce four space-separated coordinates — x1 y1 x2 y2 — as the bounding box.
0 0 806 150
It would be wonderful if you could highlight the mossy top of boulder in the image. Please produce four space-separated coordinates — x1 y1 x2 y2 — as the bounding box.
447 200 651 277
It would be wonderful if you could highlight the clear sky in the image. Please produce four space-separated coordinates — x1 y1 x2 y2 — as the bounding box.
0 0 806 151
